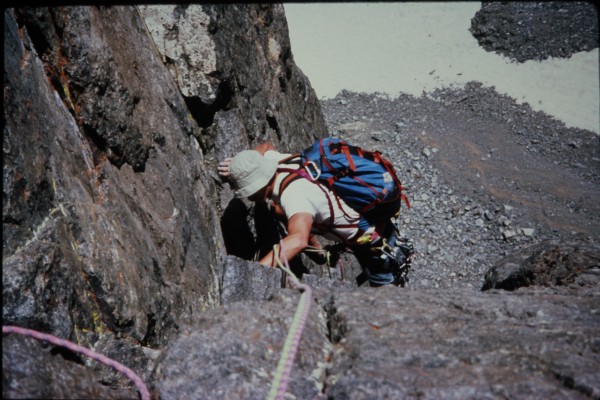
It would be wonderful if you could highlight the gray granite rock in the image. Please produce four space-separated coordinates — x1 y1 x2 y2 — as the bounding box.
155 291 331 400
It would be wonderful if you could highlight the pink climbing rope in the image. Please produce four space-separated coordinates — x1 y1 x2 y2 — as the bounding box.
2 325 150 400
267 240 314 400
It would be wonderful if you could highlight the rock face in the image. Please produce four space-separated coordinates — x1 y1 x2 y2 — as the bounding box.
137 5 328 261
3 4 325 395
3 4 599 400
154 284 600 399
137 5 325 163
324 286 600 399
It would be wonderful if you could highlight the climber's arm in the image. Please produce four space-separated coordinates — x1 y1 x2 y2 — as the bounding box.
259 212 313 267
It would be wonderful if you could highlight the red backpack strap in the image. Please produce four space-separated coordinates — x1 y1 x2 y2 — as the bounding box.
278 153 301 165
277 168 303 195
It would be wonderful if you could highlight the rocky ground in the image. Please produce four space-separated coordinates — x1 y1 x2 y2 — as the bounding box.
319 84 599 291
314 1 599 291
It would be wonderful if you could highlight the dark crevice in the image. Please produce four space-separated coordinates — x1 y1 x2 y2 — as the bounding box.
81 122 111 168
16 10 51 60
279 47 293 93
50 346 85 365
551 370 595 398
324 294 346 345
141 312 158 347
86 273 135 332
318 294 346 398
180 217 191 271
278 72 287 93
184 79 234 129
17 9 81 120
151 257 166 287
81 122 149 173
266 114 281 141
3 215 23 225
220 198 256 260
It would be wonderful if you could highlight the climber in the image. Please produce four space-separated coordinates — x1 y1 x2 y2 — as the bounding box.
218 140 412 287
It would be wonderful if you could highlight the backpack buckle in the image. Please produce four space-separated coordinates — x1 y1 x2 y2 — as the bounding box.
304 161 321 181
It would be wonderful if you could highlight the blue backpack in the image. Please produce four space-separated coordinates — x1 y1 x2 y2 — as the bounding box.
278 137 410 231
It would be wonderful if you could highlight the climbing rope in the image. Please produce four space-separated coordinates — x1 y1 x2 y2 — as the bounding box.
2 325 150 400
303 245 333 278
303 243 347 280
267 240 314 400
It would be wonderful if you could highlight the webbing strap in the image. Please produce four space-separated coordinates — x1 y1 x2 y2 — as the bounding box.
267 241 313 400
341 144 356 171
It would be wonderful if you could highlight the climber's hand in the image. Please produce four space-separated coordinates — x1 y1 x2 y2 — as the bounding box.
218 157 233 178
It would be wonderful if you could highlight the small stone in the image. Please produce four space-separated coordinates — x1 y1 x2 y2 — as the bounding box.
498 216 511 226
503 229 517 240
521 228 534 237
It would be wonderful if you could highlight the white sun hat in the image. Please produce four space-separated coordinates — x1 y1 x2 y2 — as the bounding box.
229 150 278 198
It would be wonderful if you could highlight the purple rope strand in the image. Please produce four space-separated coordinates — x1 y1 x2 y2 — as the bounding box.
2 325 150 400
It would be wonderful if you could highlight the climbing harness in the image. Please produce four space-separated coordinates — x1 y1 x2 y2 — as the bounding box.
267 240 313 400
2 325 150 400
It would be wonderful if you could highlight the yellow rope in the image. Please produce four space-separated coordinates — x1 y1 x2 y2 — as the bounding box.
267 242 313 400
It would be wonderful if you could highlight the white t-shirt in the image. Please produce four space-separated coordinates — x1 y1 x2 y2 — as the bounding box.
264 150 361 243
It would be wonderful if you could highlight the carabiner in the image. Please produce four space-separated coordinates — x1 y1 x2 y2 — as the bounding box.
304 161 321 181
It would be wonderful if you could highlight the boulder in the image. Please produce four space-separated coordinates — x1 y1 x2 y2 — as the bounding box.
482 238 600 291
